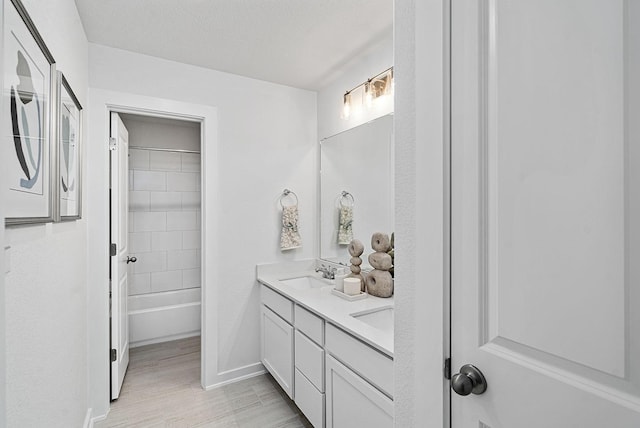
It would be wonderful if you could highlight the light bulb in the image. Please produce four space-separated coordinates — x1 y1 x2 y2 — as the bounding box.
365 81 373 108
342 92 351 119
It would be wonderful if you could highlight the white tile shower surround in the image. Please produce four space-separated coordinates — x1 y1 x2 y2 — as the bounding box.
130 273 152 295
128 148 201 295
167 211 198 231
167 171 201 192
183 268 201 288
149 192 182 211
181 153 201 172
133 170 167 191
152 231 183 251
149 151 182 171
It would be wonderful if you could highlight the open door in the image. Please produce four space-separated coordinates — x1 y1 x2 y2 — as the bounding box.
110 112 130 400
451 0 640 426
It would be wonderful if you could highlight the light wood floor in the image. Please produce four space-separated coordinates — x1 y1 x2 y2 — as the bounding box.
96 336 312 428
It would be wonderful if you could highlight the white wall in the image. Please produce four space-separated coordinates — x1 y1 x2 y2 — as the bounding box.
86 44 317 418
317 32 393 140
394 0 447 427
3 1 89 427
0 2 6 425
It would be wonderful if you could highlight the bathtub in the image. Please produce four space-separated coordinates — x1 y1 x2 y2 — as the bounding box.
128 288 201 348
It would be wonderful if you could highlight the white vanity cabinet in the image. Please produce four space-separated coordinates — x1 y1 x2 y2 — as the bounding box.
260 283 394 428
261 286 294 398
261 285 327 427
325 324 394 428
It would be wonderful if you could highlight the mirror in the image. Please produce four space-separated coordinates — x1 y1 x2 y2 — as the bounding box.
320 114 394 266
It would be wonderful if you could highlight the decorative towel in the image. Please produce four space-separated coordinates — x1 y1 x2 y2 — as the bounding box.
280 205 302 250
337 206 353 245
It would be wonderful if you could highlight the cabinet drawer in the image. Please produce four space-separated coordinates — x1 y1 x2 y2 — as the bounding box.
325 323 393 398
261 285 293 323
295 368 325 428
295 330 324 391
295 305 324 345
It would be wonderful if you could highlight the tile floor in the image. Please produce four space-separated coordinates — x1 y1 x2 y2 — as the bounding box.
95 336 312 427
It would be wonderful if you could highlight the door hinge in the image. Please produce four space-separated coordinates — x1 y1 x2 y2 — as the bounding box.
444 357 451 380
110 243 117 256
111 349 117 362
109 137 117 151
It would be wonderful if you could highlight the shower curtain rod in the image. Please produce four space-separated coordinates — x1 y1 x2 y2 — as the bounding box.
129 145 200 154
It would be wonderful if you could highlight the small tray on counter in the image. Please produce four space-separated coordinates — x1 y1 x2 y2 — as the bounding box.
331 288 368 301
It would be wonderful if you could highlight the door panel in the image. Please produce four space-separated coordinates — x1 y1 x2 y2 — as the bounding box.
487 0 625 376
261 305 294 398
451 0 640 426
325 355 393 428
110 112 130 400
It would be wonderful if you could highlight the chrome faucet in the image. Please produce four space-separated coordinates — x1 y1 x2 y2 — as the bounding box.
315 265 337 280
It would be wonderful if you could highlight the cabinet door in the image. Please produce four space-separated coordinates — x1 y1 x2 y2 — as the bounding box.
261 305 294 398
325 355 393 428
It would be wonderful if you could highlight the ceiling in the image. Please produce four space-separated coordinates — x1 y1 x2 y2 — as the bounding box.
119 113 200 130
74 0 393 91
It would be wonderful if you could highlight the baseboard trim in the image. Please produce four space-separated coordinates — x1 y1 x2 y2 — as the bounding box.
83 408 92 428
89 408 108 427
130 331 200 348
204 362 266 390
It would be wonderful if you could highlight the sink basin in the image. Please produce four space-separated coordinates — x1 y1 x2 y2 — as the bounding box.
280 275 333 290
351 307 394 333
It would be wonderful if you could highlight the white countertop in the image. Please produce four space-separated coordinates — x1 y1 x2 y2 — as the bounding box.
256 260 394 357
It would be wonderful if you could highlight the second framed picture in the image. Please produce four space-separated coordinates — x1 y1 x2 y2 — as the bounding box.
57 72 83 221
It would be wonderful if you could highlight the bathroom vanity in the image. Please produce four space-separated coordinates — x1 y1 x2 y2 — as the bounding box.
257 261 394 428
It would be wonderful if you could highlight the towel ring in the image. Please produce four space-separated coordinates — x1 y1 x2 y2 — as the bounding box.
280 189 299 208
340 191 355 208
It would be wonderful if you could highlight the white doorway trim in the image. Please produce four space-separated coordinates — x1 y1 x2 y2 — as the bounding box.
393 0 448 427
86 88 219 420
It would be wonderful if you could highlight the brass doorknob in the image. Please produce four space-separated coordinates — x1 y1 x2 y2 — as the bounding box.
451 364 487 396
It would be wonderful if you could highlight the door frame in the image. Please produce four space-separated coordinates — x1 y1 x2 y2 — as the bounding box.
107 105 206 396
392 0 450 427
108 108 205 400
86 89 220 419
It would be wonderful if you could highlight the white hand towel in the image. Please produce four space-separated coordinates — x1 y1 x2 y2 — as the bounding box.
280 205 302 250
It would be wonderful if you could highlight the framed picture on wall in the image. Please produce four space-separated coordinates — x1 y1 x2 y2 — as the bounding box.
4 0 57 225
57 72 82 220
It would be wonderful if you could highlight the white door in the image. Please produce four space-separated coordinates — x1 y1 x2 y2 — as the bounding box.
110 112 130 400
451 1 640 427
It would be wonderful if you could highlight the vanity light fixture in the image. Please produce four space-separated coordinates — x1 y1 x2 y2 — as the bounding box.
342 67 394 120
